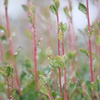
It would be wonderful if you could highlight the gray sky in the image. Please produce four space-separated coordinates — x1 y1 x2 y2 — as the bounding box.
0 0 98 31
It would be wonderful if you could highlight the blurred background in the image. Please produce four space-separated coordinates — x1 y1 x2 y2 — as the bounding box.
0 0 100 80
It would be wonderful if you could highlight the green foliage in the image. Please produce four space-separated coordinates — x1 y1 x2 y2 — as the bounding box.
58 22 67 41
63 7 69 17
53 0 60 10
97 21 100 28
0 25 7 34
0 65 13 78
78 3 86 14
4 0 8 7
79 49 89 57
5 51 11 60
88 29 95 37
0 34 7 43
67 51 75 59
14 47 23 59
48 54 67 69
95 36 100 46
38 73 52 98
24 30 32 39
22 5 28 12
50 0 60 14
50 5 57 14
1 0 100 100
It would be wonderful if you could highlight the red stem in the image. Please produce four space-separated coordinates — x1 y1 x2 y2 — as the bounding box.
27 0 38 90
86 0 94 100
48 89 53 100
62 38 69 100
5 6 21 95
6 77 11 100
0 42 4 61
33 25 38 90
67 0 75 82
56 13 62 97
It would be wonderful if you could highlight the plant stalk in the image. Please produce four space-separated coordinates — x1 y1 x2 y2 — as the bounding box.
6 77 11 100
86 0 94 100
5 5 21 95
27 0 38 90
67 0 75 82
32 25 38 90
56 12 62 97
0 42 4 61
62 36 69 100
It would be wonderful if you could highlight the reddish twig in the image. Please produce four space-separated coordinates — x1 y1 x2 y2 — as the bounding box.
62 34 69 100
86 0 94 100
27 0 38 90
56 12 62 97
0 42 4 62
67 0 75 82
6 77 11 100
4 4 21 95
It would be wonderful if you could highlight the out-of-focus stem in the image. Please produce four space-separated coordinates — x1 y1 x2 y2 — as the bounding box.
82 83 86 97
48 89 53 100
27 0 38 90
5 5 21 95
67 0 75 82
6 77 11 100
86 0 94 100
56 13 62 97
32 25 38 90
62 36 68 100
0 42 4 61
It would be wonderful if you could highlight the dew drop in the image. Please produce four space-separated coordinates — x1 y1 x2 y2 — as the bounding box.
1 30 4 33
40 37 43 40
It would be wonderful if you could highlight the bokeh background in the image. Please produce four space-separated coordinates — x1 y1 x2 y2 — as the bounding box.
0 0 100 89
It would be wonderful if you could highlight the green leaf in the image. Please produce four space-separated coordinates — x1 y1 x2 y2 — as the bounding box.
53 0 60 10
89 82 94 91
0 25 7 33
78 3 86 14
0 35 7 43
68 82 77 97
63 23 67 32
58 31 63 41
97 76 100 83
4 0 8 6
24 58 32 68
5 51 11 60
48 55 67 69
79 48 89 57
63 7 69 17
28 16 34 25
14 47 23 59
95 36 100 46
39 75 50 86
97 21 100 28
0 65 13 78
88 29 95 37
67 51 75 59
22 5 28 12
29 3 35 16
59 22 67 33
0 70 6 78
10 89 16 97
38 78 49 96
24 30 32 39
66 77 72 90
50 5 57 14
